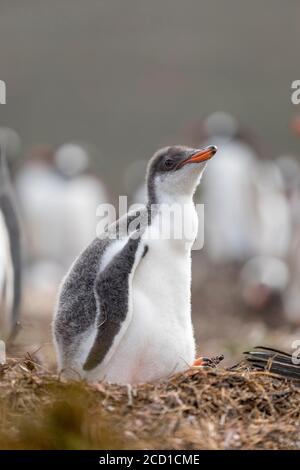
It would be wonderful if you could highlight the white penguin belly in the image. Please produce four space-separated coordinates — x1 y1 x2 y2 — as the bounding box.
101 229 196 384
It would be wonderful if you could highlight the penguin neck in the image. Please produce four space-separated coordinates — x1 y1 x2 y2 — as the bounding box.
147 184 195 207
146 191 198 251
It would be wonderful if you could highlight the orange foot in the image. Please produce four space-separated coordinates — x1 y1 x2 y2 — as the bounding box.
193 354 224 368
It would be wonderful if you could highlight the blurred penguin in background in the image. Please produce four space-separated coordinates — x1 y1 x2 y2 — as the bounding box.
54 142 110 268
192 112 262 263
16 142 110 294
0 128 22 177
240 159 291 312
0 140 22 340
15 145 64 293
276 116 300 324
187 112 291 314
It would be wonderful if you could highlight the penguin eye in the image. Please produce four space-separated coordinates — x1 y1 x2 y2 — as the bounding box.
164 158 174 170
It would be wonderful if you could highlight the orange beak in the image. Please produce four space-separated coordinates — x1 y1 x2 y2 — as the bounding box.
189 145 217 163
178 145 217 169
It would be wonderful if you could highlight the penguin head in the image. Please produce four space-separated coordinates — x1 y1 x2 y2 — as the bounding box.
146 145 217 204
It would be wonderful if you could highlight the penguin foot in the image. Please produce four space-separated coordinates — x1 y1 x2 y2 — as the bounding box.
193 354 224 368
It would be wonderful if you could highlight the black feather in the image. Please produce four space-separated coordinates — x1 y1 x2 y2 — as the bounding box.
244 346 300 381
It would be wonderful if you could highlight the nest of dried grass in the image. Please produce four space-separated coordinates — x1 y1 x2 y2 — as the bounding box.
0 356 299 450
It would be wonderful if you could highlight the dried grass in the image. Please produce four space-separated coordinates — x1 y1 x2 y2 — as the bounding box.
0 356 299 450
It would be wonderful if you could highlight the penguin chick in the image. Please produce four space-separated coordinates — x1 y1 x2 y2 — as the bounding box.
53 145 217 384
0 146 22 340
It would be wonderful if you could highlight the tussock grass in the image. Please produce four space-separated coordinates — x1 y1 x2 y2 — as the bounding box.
0 356 299 449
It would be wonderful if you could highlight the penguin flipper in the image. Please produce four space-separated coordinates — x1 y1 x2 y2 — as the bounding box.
83 236 145 371
244 346 300 381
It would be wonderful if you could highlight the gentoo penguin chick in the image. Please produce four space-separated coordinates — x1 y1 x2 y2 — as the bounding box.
53 145 217 384
0 146 22 339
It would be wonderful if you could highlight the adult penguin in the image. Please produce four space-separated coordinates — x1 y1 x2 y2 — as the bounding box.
0 145 22 339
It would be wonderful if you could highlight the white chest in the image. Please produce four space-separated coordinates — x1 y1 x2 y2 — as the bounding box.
133 236 191 322
134 204 197 317
97 205 198 384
